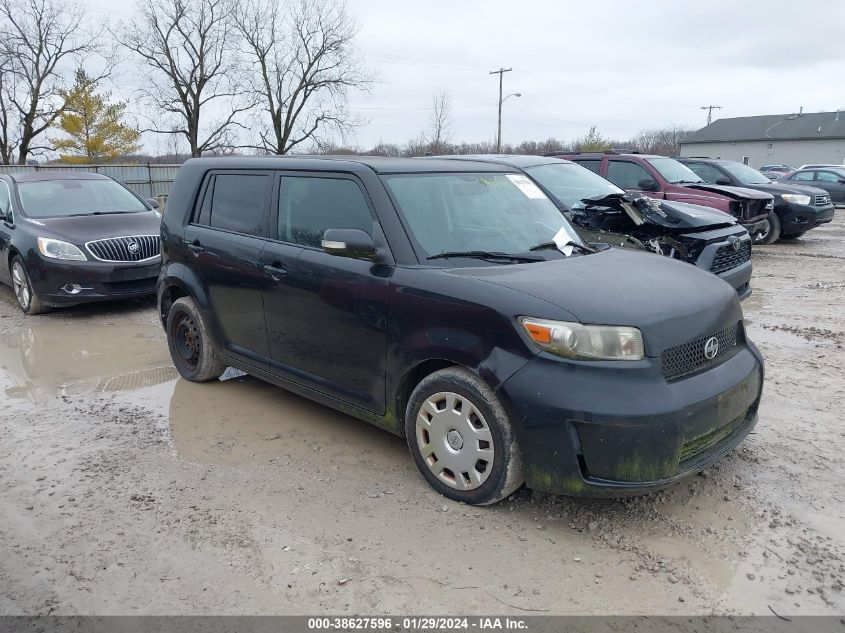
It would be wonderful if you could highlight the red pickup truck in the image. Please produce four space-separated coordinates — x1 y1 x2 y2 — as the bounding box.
548 151 772 236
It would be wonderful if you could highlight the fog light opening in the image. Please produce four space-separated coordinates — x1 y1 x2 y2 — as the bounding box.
62 283 83 295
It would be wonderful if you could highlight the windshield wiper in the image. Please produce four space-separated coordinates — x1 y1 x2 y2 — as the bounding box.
427 250 542 263
529 241 594 254
61 210 136 217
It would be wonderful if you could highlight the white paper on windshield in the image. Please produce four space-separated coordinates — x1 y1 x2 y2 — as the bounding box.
506 174 546 199
552 227 574 257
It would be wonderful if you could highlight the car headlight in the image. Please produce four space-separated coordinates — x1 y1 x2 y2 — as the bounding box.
519 317 644 361
781 194 811 205
37 237 87 261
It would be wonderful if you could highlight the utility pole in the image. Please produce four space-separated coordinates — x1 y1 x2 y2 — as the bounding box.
490 67 512 153
700 105 722 126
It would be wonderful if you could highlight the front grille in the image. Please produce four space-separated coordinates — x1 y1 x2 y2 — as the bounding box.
710 240 751 274
814 194 831 206
731 199 769 222
86 235 160 262
661 322 740 381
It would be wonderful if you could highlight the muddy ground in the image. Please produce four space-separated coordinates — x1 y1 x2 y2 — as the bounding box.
1 212 844 617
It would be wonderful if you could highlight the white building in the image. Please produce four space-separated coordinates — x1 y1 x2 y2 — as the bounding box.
680 111 845 168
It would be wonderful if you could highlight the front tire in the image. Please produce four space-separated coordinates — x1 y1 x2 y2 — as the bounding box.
10 256 47 315
755 211 781 245
405 367 524 505
166 297 226 382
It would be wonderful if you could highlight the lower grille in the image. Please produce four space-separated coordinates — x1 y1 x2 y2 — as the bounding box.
710 240 751 274
679 407 752 464
814 194 831 206
661 322 740 381
102 277 157 293
87 235 160 262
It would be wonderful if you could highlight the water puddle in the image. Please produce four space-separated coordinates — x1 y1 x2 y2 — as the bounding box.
0 316 173 402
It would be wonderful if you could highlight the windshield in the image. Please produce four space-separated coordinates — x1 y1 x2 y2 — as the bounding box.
646 158 703 184
383 172 585 260
721 162 771 185
524 163 624 209
17 179 148 218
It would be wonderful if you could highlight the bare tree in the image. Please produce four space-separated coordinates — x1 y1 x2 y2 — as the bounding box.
116 0 249 157
631 126 692 155
0 0 97 164
423 90 451 154
235 0 371 155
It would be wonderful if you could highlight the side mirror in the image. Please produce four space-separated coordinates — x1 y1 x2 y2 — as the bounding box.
838 178 845 184
715 176 732 185
637 178 659 192
322 228 379 261
146 198 160 209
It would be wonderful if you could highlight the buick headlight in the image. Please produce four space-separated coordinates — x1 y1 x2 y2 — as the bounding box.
781 194 811 205
37 237 87 261
519 317 644 361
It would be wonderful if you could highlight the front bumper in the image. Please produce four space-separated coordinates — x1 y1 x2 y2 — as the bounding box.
778 202 835 233
500 337 764 497
24 253 160 306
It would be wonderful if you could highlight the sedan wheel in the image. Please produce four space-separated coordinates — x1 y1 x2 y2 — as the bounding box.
10 257 46 315
415 391 495 491
755 211 781 245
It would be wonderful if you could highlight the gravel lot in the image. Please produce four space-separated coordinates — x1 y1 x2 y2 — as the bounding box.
1 211 843 616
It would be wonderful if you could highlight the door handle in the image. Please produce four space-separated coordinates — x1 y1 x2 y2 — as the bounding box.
187 240 205 256
263 263 287 280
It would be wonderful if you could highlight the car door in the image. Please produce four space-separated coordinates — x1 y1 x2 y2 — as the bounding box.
815 170 845 202
606 159 662 199
261 172 390 413
184 171 273 368
0 179 13 284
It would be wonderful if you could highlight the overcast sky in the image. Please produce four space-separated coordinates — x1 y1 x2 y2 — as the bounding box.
81 0 845 151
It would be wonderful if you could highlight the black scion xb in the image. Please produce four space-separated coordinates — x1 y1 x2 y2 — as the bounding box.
0 172 162 314
158 156 764 504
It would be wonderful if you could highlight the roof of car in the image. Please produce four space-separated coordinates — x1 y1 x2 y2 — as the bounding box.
6 171 111 182
548 152 664 160
428 154 574 168
182 155 515 174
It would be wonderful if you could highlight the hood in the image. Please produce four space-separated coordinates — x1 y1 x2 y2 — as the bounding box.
580 193 736 230
19 211 161 245
684 183 773 201
447 248 741 356
731 181 829 197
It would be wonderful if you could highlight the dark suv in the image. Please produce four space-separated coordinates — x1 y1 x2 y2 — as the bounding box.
677 158 835 244
158 156 764 504
550 151 773 236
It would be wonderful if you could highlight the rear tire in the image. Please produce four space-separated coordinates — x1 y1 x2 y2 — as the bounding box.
405 367 524 505
755 211 781 245
166 296 226 382
10 256 47 315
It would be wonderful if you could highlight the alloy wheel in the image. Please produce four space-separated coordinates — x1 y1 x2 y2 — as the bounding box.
415 391 495 491
11 262 31 311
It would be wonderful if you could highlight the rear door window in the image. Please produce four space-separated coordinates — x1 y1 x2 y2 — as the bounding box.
278 176 374 247
816 170 843 182
573 159 602 174
194 173 270 236
606 160 654 190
